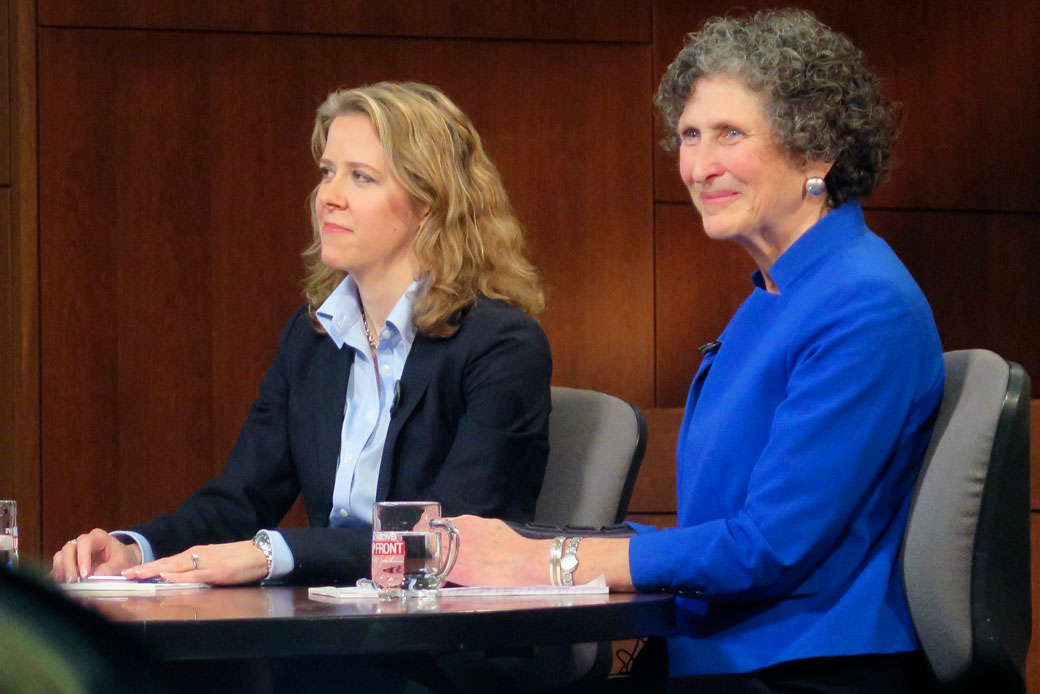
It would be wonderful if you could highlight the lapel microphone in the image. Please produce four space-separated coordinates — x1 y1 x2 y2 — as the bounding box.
390 380 403 417
698 340 722 355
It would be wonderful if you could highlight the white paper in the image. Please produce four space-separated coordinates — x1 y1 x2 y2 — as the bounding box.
307 576 608 602
60 576 210 596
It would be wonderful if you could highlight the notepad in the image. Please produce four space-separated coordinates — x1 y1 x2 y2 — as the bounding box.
60 576 210 596
308 576 608 601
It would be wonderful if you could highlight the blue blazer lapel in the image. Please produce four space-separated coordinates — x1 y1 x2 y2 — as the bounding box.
313 344 354 517
375 333 441 501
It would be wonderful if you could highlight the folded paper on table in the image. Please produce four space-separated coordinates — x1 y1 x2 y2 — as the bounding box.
308 576 608 602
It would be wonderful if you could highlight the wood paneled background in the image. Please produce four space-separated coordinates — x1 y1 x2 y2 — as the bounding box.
3 0 1039 685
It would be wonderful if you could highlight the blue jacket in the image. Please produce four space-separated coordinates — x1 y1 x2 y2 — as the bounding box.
629 202 944 676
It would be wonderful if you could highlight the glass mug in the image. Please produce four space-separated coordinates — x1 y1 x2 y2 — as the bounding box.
0 500 17 570
371 501 459 599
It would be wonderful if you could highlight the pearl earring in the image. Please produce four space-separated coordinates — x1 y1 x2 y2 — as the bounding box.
805 177 826 197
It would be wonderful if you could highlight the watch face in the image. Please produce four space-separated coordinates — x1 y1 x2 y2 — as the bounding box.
560 554 578 572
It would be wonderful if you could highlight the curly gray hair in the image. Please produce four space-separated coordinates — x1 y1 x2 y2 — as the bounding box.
655 8 899 205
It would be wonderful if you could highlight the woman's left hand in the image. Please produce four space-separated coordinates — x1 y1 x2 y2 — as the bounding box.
447 515 551 586
122 541 268 585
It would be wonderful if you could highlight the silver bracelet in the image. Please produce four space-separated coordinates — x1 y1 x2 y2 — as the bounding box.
549 536 565 586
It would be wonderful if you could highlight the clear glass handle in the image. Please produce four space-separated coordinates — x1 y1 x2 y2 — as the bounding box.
429 517 459 582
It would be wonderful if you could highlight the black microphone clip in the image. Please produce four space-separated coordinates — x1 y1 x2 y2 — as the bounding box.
698 340 722 355
390 380 403 417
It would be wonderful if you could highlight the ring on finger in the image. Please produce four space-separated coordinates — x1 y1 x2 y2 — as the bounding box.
67 539 78 546
191 553 199 570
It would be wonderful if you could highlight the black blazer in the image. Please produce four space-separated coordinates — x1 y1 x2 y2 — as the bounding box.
133 297 552 583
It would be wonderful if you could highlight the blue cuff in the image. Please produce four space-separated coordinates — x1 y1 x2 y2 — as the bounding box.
111 530 155 564
628 528 688 593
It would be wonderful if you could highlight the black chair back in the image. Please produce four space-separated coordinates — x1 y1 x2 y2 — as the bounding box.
902 349 1031 693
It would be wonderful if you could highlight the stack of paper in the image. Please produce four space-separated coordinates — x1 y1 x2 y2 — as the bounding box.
308 577 608 601
60 576 210 596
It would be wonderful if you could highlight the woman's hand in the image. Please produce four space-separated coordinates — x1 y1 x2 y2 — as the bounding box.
448 515 637 590
52 528 142 582
123 541 268 586
447 515 551 586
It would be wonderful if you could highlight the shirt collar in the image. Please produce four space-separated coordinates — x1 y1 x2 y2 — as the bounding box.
315 275 419 351
753 200 867 292
384 282 418 347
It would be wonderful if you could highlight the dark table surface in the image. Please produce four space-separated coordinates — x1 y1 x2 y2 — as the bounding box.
70 586 675 661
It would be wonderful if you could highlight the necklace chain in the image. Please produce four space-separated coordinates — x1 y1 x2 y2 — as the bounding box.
361 310 378 351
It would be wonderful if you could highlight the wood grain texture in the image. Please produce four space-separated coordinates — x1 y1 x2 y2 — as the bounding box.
38 0 651 43
1029 512 1040 693
654 202 755 408
625 512 676 529
652 0 1040 212
36 28 653 546
1032 401 1039 511
629 407 682 513
4 0 39 559
0 189 11 496
0 0 9 185
867 209 1040 399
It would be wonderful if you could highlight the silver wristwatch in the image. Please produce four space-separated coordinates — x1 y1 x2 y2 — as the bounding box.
559 536 582 587
252 529 274 578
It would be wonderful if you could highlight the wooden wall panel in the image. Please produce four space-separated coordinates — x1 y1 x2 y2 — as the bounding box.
1030 513 1040 693
654 202 755 407
0 188 10 494
38 0 651 43
626 513 676 529
38 33 122 547
868 210 1040 398
0 0 9 185
37 28 653 546
652 0 1040 213
4 0 38 559
629 407 682 513
1032 401 1040 511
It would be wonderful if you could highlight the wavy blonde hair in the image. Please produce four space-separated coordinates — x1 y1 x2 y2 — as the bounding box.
302 81 544 336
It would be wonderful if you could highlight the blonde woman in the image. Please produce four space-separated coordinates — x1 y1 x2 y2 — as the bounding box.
54 82 552 586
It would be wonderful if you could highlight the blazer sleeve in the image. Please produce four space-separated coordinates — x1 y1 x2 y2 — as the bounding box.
429 304 552 520
130 306 308 559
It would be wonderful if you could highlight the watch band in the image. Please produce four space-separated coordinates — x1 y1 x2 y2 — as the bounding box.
559 536 582 587
252 529 274 579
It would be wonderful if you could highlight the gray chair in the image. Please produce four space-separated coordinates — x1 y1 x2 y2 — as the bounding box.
902 349 1032 693
533 387 647 684
439 387 647 691
536 386 648 526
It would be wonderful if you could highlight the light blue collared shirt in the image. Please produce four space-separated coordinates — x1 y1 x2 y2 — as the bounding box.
119 276 418 581
315 275 417 525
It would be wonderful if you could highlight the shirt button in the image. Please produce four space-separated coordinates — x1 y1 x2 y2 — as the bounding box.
344 453 354 464
339 508 349 517
367 409 377 421
381 364 391 375
336 317 346 328
380 329 391 340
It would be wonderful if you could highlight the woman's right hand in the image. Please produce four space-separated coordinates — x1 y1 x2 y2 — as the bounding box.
52 528 142 582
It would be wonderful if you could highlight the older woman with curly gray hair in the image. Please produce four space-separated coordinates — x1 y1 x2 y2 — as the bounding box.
450 9 943 692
